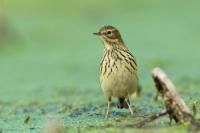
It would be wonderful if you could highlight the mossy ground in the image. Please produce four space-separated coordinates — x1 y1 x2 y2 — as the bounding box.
0 1 200 133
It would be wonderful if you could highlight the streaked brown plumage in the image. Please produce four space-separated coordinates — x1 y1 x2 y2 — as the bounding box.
94 25 138 118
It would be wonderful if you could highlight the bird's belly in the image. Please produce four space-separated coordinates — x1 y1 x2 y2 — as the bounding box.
100 66 138 97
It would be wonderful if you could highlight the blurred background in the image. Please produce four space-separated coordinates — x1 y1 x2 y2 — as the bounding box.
0 0 200 132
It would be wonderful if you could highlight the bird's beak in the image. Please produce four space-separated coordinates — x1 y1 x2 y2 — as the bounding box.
93 32 101 36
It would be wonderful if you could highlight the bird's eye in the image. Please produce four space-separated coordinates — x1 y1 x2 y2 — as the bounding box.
106 30 112 37
107 30 112 35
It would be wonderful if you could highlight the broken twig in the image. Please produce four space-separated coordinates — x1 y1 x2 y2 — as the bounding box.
152 67 200 131
132 110 168 128
152 67 191 123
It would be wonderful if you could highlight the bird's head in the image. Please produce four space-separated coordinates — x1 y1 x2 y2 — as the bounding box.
93 26 124 47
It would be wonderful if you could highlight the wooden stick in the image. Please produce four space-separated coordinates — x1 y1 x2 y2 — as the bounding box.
152 67 191 123
127 67 200 130
131 110 168 128
152 67 200 131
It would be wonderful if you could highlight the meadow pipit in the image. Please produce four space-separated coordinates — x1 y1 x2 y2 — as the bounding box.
94 26 138 118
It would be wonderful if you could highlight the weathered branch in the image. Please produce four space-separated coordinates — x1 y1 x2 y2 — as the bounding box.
131 110 168 128
152 67 200 131
152 67 191 123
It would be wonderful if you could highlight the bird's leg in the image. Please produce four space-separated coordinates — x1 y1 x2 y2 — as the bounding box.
105 97 111 119
125 97 133 116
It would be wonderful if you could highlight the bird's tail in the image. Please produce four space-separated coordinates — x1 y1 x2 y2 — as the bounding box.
117 97 129 109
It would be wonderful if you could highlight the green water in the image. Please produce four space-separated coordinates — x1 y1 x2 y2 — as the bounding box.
0 0 200 132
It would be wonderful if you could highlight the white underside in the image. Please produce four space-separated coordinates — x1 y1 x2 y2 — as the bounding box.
100 65 138 98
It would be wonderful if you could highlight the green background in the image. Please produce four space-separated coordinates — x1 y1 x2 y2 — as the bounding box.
0 0 200 132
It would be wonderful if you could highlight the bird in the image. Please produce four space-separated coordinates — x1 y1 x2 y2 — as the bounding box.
93 25 138 118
